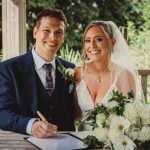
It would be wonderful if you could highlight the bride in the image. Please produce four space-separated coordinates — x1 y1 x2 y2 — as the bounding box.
73 21 142 130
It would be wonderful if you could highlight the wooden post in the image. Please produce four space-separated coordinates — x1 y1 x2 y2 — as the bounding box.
2 0 26 60
119 26 128 41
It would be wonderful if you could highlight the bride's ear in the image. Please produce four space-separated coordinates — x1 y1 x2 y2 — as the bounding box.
111 38 116 47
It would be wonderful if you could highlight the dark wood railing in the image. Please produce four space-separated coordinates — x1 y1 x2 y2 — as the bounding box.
138 70 150 102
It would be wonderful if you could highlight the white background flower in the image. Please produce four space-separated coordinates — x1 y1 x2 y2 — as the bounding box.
124 103 137 124
138 126 150 141
110 116 130 133
96 113 106 127
94 127 108 142
140 105 150 125
108 130 121 143
127 128 139 141
106 114 117 125
83 90 150 150
113 135 136 150
107 101 119 109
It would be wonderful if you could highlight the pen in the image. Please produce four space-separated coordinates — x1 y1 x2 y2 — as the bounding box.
37 111 49 124
37 111 58 135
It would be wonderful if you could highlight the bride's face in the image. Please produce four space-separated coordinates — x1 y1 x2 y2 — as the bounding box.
84 26 115 62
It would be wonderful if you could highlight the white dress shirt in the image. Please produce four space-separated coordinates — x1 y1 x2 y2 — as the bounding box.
26 48 56 135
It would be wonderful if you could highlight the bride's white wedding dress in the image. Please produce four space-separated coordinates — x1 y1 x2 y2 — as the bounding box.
76 67 118 131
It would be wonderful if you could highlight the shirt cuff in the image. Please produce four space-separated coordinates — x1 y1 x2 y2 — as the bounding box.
26 118 38 135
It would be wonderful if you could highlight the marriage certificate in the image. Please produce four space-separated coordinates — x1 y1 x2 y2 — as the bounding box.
25 133 88 150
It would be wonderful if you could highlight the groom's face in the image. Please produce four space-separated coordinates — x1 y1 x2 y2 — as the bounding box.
33 16 65 61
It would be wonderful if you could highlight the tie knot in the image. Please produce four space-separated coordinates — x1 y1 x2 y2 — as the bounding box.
43 63 53 72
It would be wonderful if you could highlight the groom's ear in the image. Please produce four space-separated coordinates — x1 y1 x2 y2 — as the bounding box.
111 38 116 47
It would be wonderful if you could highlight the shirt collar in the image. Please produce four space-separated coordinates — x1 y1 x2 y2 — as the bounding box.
32 47 56 70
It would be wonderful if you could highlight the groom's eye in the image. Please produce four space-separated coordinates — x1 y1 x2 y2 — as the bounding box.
84 39 91 43
43 29 50 33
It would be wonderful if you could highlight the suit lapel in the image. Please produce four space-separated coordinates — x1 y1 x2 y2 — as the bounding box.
19 51 39 116
55 57 69 113
55 57 67 88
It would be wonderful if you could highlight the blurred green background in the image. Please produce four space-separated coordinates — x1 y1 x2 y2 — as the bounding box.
0 0 150 68
0 0 150 100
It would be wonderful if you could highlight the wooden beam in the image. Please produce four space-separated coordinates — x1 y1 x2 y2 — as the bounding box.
2 0 26 60
138 70 150 102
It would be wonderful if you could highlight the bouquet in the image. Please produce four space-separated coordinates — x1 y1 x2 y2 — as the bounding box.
83 91 150 150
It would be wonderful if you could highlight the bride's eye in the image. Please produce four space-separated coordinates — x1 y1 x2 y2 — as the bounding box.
95 37 103 42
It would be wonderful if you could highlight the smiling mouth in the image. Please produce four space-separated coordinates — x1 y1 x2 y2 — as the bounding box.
46 42 57 47
90 50 101 55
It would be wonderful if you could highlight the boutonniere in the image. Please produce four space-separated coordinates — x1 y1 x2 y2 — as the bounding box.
58 65 75 82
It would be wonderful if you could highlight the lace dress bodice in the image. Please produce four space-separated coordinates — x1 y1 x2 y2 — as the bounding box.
76 67 118 130
76 79 118 110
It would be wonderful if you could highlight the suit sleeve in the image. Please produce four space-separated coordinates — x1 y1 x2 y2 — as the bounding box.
0 62 31 134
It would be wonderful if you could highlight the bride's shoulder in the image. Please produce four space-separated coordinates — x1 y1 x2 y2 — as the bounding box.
74 64 88 82
112 63 134 79
111 62 126 73
74 66 82 82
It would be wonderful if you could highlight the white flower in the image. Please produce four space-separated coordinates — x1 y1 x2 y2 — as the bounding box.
108 130 121 143
132 100 144 115
107 101 119 109
58 65 75 81
124 103 137 124
65 68 75 76
82 90 150 150
113 135 136 150
140 105 150 125
127 128 139 141
96 113 106 127
106 114 117 125
94 127 108 142
110 116 130 133
138 126 150 141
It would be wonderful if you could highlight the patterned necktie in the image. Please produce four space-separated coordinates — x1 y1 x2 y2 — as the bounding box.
43 64 53 97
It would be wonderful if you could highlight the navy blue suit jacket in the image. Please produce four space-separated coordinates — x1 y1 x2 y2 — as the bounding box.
0 51 75 134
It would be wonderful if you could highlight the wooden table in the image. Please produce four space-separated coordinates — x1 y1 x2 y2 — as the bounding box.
0 129 37 149
0 129 93 149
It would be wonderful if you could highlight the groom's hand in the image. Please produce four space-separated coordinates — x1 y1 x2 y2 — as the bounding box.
31 120 57 138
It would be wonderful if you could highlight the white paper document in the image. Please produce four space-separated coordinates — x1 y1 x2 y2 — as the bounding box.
26 133 88 150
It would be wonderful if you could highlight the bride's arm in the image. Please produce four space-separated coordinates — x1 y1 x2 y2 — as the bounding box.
73 67 82 121
73 90 82 121
116 70 136 97
128 71 136 95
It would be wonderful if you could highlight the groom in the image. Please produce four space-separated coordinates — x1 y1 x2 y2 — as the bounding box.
0 8 75 137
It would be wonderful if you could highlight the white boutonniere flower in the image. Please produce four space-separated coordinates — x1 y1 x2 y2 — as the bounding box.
58 65 75 82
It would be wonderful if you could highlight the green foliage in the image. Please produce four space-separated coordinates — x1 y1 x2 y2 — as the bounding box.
128 21 150 69
55 0 99 50
0 0 149 72
25 0 150 51
74 121 81 132
58 44 82 66
57 65 75 82
83 90 134 129
127 20 150 101
83 135 104 149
